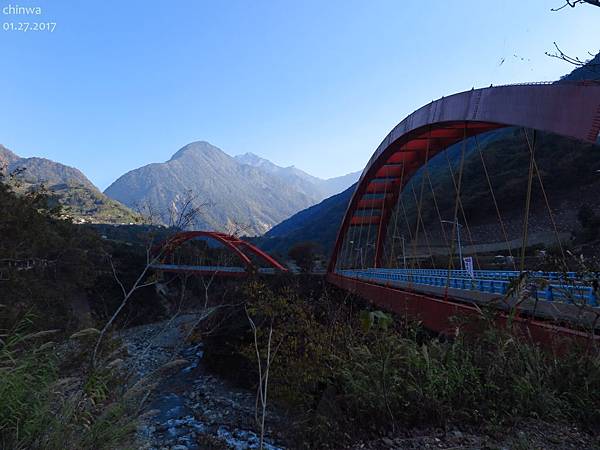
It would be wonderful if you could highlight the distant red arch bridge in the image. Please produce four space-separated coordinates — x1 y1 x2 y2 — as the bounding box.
151 231 287 277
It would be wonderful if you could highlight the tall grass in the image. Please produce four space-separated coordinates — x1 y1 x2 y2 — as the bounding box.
0 315 140 450
333 323 600 430
0 316 57 449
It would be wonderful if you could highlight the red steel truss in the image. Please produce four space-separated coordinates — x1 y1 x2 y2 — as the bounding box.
327 82 600 345
155 231 287 276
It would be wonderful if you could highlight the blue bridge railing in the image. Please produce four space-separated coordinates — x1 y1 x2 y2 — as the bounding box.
375 268 580 282
337 268 598 307
150 264 280 274
150 264 246 273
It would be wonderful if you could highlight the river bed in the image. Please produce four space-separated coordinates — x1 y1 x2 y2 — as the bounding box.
119 313 287 450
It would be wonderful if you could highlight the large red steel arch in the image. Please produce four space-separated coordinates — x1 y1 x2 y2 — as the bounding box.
155 231 287 276
327 81 600 344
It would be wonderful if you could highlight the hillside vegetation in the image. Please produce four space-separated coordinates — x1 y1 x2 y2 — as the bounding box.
0 145 139 225
398 128 600 239
0 175 170 449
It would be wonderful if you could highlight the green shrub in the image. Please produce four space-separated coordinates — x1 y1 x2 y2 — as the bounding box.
220 278 600 446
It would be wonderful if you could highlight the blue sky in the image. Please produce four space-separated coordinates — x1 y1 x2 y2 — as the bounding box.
1 0 598 190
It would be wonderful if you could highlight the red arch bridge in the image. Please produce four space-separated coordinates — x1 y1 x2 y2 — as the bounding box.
151 231 287 277
326 81 600 346
149 83 600 346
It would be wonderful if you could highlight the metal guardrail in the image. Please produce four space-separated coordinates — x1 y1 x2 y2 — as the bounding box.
371 268 580 282
338 269 598 307
150 264 280 274
150 264 246 273
0 258 55 271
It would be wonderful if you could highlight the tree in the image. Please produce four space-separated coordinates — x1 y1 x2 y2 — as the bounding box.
578 204 597 228
288 241 319 273
546 43 600 71
552 0 600 10
547 1 600 71
92 190 208 366
576 204 600 242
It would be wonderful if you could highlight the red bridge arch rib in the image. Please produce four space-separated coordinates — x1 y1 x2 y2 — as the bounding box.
152 231 287 277
327 81 600 346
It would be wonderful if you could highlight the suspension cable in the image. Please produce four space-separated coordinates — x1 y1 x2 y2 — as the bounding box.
443 134 483 270
354 195 366 269
446 125 468 290
388 208 398 268
520 128 536 274
394 149 419 270
363 171 380 268
388 160 406 268
425 162 450 249
475 134 517 271
398 164 421 284
410 133 436 268
523 129 568 269
357 220 366 270
340 223 351 270
411 182 436 268
399 186 421 270
376 156 392 267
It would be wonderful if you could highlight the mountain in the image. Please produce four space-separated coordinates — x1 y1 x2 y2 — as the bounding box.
234 152 319 184
234 152 325 202
0 144 95 190
253 183 355 257
319 171 362 197
104 142 324 235
0 144 139 224
235 152 360 198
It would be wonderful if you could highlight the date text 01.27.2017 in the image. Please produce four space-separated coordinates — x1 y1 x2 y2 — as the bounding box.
3 22 57 32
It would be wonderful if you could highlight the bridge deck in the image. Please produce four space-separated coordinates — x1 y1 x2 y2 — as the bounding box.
337 269 600 329
150 264 279 275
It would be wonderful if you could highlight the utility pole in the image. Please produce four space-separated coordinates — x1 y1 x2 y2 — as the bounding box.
441 218 464 270
355 248 364 268
393 235 406 269
456 219 463 270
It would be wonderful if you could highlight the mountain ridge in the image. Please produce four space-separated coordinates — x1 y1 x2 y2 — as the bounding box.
104 141 324 235
234 151 360 198
1 144 96 190
0 144 139 224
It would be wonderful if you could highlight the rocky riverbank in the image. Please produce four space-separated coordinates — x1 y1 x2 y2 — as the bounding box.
119 313 287 450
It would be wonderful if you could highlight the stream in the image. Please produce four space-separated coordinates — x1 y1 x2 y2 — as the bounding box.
120 313 287 450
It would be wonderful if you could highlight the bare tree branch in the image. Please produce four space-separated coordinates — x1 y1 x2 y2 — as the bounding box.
225 219 253 238
546 42 599 69
93 191 210 367
107 254 127 298
92 254 159 367
552 0 600 11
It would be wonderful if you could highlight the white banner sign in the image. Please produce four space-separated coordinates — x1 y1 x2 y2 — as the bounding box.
463 256 474 279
